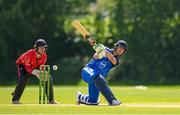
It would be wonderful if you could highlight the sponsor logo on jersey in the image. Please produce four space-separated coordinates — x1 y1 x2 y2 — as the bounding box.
100 61 107 69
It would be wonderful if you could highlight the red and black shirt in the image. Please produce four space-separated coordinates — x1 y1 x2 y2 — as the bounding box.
16 49 47 75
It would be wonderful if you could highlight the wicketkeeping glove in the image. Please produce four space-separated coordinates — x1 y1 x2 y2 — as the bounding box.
32 69 40 78
93 44 106 59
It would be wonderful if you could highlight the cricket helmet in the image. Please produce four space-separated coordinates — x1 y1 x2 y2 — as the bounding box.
34 39 48 48
114 40 128 53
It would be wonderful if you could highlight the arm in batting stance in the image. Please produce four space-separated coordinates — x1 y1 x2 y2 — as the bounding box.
77 40 128 106
12 39 57 104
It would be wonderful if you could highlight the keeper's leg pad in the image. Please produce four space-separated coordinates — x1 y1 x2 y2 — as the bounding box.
93 75 116 104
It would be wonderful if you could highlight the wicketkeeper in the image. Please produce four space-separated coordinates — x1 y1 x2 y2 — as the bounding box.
77 40 128 106
12 39 57 104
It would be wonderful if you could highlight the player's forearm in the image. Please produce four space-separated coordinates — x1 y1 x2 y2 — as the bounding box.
105 50 117 65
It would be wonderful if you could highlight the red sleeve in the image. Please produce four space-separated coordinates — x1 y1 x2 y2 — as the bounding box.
16 50 34 74
16 50 48 74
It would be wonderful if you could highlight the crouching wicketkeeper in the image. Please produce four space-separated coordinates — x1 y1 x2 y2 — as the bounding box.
77 40 128 106
12 39 57 104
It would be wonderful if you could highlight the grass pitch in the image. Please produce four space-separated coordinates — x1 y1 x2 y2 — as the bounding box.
0 86 180 114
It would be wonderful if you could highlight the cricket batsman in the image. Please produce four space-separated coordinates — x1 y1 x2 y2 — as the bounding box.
77 40 128 106
12 39 57 104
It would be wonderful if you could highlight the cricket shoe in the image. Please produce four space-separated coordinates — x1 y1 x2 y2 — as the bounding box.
109 99 121 106
76 91 99 105
12 100 22 104
48 100 59 104
85 101 100 105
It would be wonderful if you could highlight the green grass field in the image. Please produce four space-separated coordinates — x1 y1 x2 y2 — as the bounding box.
0 85 180 114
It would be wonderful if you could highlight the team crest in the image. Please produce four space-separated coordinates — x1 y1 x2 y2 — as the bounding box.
100 61 107 69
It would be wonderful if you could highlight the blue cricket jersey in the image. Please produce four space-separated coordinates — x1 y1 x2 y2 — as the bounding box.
86 47 119 77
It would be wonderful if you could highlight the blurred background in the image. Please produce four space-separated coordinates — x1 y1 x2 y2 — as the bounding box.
0 0 179 85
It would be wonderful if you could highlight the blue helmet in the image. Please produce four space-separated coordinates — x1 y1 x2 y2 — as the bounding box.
114 40 128 53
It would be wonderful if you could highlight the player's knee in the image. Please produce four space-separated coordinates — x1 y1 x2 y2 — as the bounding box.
81 68 94 83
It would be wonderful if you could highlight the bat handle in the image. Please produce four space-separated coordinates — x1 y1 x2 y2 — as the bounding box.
89 41 96 46
86 35 96 46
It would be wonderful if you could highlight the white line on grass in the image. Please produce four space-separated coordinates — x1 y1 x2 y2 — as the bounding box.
1 103 180 108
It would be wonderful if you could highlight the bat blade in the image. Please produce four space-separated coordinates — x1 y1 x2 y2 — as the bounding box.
71 19 96 46
71 20 89 39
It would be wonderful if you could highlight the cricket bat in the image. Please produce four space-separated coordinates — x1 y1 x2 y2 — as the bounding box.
71 19 96 46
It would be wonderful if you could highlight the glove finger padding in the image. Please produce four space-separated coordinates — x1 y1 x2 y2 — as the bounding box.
93 44 105 53
93 44 106 59
98 50 105 59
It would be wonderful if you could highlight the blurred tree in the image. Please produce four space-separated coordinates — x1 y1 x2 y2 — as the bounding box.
109 0 180 84
0 0 179 85
0 0 92 85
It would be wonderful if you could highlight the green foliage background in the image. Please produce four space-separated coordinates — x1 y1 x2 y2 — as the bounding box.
0 0 179 85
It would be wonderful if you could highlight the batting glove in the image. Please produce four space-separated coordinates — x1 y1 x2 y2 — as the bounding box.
93 44 106 59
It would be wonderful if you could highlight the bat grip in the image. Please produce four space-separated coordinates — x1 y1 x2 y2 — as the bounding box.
86 35 96 46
